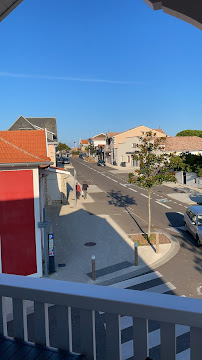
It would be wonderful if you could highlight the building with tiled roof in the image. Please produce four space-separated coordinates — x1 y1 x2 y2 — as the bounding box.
79 139 89 152
8 116 58 166
165 136 202 155
89 133 106 157
106 132 121 138
80 139 88 145
0 129 48 161
0 136 50 165
104 125 167 166
153 128 168 136
0 129 52 278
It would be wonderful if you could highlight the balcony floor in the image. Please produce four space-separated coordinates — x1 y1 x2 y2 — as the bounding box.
0 336 85 360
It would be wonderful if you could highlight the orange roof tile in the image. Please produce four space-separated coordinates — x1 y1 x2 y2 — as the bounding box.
0 130 47 159
106 132 121 137
153 128 167 135
0 135 51 165
81 139 88 144
165 136 202 152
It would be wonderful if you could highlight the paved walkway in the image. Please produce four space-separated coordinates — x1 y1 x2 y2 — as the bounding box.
46 173 179 285
165 182 202 204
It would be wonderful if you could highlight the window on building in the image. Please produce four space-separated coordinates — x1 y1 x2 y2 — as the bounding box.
128 156 130 162
132 143 136 148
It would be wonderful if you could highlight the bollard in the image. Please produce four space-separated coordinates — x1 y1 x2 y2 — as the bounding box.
134 242 138 266
156 233 159 254
91 255 96 281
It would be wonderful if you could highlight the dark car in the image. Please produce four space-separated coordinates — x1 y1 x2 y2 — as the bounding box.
79 153 87 159
62 158 70 164
97 159 106 166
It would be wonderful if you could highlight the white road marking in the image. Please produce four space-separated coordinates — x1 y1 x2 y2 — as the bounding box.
110 178 118 183
177 212 184 215
129 188 137 192
121 325 189 359
176 349 190 360
155 201 171 209
110 271 162 289
140 193 150 198
120 183 126 187
179 204 183 206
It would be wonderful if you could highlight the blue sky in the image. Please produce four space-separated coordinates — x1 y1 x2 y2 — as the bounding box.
0 0 202 147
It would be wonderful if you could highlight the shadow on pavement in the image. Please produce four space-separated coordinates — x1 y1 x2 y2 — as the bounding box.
107 189 146 234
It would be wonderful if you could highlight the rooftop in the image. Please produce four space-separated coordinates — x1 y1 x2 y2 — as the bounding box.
165 136 202 152
106 132 121 138
0 130 51 165
0 129 48 159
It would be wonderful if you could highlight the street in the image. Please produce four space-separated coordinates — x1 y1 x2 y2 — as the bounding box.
70 157 202 299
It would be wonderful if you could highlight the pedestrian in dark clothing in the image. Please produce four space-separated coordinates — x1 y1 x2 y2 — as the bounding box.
82 182 89 199
76 183 81 199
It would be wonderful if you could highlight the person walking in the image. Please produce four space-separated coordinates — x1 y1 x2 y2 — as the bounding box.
82 181 89 199
76 183 81 200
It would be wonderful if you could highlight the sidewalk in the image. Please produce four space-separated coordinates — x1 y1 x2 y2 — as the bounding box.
106 162 135 173
46 173 179 285
165 182 202 205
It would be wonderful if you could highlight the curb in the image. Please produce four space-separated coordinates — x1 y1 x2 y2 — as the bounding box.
94 216 180 286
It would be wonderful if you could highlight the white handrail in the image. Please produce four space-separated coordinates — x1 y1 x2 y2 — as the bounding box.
0 273 201 328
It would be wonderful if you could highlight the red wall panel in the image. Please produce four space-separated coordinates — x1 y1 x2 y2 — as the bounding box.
0 170 37 275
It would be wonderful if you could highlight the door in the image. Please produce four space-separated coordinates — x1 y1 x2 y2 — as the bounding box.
0 170 37 275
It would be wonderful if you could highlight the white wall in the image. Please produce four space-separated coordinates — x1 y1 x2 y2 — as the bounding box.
47 172 62 201
33 168 43 277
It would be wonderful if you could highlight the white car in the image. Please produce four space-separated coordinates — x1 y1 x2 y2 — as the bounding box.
184 205 202 247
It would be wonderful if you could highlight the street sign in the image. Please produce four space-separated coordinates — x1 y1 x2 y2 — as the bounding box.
38 221 50 228
48 232 55 273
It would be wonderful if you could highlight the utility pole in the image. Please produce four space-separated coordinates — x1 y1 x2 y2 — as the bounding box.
74 168 77 208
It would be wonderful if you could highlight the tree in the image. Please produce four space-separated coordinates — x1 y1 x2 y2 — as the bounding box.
176 130 202 138
58 142 71 152
129 132 184 238
86 143 96 155
181 153 202 176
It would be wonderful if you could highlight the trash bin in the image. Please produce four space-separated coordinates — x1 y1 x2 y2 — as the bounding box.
121 162 126 167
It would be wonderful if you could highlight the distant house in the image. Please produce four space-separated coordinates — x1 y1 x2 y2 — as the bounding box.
0 129 51 277
8 115 58 166
105 132 121 164
89 133 106 159
89 133 106 148
165 136 202 155
104 126 167 166
79 139 89 152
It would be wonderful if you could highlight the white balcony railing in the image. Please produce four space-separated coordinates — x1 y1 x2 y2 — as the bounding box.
0 273 202 359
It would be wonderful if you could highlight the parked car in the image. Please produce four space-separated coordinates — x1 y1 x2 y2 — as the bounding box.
184 205 202 246
97 159 106 166
79 153 87 159
62 158 70 164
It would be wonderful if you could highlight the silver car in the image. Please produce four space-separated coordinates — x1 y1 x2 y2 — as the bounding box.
184 205 202 247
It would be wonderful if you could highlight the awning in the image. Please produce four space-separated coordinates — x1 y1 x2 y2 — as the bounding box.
144 0 202 30
0 0 23 22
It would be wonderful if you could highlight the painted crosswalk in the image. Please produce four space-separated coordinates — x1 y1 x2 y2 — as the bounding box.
100 271 190 360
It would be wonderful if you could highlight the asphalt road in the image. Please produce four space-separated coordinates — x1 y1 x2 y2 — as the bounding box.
70 157 202 299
